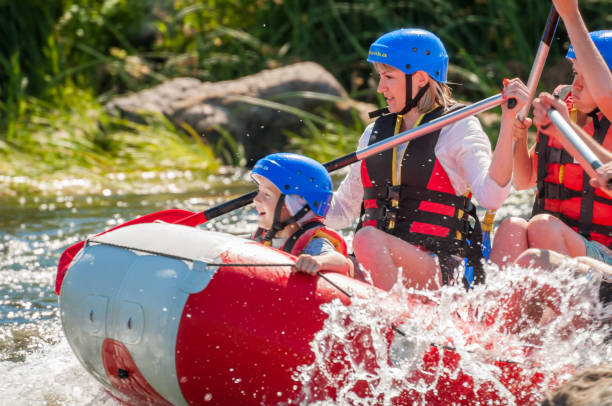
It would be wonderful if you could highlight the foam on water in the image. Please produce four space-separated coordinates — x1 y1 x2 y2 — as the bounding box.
0 327 117 405
295 260 611 405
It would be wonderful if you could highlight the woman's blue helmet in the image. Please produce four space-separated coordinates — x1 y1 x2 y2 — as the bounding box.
251 153 333 217
367 28 449 83
566 30 612 69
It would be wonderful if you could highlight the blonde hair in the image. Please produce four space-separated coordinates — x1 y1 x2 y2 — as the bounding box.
373 62 456 113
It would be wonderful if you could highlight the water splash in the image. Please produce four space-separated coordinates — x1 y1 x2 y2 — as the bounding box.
295 260 611 405
0 330 118 405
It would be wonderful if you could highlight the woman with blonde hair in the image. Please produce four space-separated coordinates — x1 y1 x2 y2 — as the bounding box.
325 28 528 291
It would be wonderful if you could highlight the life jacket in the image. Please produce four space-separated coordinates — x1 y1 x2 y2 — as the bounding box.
252 217 348 257
532 87 612 248
358 105 484 286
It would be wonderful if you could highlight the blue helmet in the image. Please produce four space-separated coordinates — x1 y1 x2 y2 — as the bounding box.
367 28 449 83
566 30 612 69
251 153 333 217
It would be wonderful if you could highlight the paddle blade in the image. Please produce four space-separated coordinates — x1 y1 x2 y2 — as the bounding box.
56 241 85 295
55 208 197 295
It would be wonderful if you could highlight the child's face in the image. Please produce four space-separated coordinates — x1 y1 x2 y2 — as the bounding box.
253 175 289 230
570 59 598 113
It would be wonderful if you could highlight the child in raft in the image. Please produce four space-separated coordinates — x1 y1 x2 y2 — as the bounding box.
489 24 612 269
250 152 354 277
323 28 530 291
487 1 612 324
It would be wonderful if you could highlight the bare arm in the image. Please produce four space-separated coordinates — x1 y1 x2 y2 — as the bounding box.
567 120 612 163
493 78 535 190
294 251 354 277
512 119 537 190
553 0 612 118
589 161 612 197
533 93 612 165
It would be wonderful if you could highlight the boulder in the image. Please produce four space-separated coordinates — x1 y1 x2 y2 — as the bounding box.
105 62 375 165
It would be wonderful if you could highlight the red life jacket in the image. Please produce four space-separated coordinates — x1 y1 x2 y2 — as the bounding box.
532 101 612 248
358 106 484 285
252 218 348 257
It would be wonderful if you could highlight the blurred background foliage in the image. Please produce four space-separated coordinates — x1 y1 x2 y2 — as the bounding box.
1 0 610 175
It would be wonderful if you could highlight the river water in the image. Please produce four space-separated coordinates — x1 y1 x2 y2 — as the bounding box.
0 182 609 405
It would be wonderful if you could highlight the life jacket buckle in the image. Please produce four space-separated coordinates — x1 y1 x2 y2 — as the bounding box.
387 185 401 201
382 205 399 224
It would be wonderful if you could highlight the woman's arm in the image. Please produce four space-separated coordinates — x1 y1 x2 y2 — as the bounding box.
440 117 511 210
511 120 538 190
553 0 612 118
589 162 612 197
490 78 532 189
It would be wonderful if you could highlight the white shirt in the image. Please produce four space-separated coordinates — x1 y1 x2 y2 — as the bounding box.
325 115 511 230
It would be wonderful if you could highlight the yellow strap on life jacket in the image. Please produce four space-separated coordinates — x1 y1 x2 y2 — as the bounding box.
481 210 496 233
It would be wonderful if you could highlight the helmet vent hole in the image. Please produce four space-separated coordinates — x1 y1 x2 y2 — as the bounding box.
405 64 411 70
297 170 302 175
436 71 439 76
284 184 290 190
309 177 314 182
314 202 319 207
426 50 431 55
412 47 417 52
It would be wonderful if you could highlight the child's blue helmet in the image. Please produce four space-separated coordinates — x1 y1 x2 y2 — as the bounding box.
368 28 449 83
566 30 612 69
252 153 333 217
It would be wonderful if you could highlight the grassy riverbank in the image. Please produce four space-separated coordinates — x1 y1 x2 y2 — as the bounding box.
1 0 609 196
0 88 218 196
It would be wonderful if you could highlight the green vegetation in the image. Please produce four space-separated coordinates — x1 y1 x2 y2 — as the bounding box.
1 0 610 191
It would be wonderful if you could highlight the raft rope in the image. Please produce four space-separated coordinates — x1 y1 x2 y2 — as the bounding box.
87 238 517 363
87 238 353 297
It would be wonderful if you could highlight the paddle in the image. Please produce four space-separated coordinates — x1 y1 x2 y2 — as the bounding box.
517 6 560 123
512 6 560 154
56 93 515 294
548 108 612 189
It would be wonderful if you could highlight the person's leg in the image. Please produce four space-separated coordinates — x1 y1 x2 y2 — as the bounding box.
517 241 612 279
489 217 529 267
512 248 612 329
353 226 439 291
514 248 577 271
526 214 587 256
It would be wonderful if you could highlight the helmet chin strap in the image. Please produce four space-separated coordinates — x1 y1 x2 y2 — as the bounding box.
588 107 601 131
368 73 430 119
263 195 311 241
398 74 430 115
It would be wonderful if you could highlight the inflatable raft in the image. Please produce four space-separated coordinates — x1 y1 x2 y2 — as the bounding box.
56 222 551 405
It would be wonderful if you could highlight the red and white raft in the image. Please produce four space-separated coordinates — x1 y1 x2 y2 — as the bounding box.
57 222 552 405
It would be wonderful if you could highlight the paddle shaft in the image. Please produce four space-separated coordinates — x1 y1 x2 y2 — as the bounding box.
517 6 560 123
179 93 509 226
548 109 612 189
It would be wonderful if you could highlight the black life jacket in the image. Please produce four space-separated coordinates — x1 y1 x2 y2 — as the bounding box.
358 105 484 286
